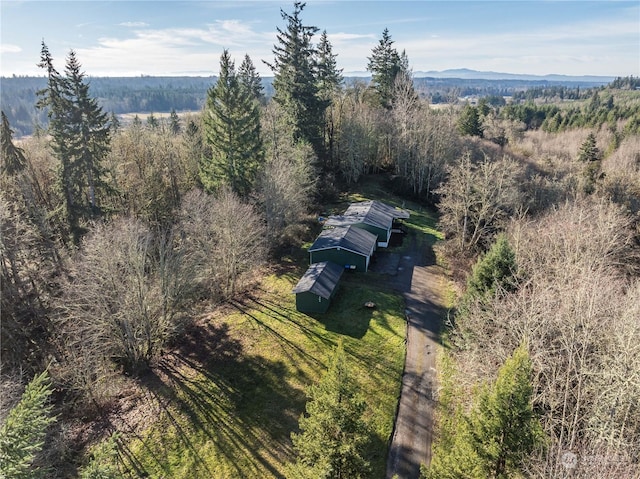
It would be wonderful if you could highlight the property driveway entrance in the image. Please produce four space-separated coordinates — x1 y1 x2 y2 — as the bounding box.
380 235 446 478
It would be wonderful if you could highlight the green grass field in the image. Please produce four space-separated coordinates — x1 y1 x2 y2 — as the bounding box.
109 274 405 478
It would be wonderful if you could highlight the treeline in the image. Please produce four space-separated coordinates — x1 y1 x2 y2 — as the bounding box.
0 74 616 137
416 77 606 103
501 90 640 134
2 1 640 476
0 76 215 137
453 87 640 142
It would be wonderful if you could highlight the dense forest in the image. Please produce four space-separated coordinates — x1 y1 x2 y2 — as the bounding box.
2 2 639 478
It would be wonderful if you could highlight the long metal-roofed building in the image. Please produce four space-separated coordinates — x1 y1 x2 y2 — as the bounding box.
324 200 410 248
292 261 344 313
364 200 410 220
308 225 377 272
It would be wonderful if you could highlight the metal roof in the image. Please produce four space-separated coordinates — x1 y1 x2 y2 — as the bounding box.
365 200 411 220
325 200 409 231
308 225 377 257
324 215 364 228
341 202 393 231
292 261 344 299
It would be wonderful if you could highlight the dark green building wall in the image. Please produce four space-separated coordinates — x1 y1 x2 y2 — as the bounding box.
310 249 367 272
295 292 331 313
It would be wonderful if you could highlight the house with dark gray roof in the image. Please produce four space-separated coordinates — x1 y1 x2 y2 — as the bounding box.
292 261 344 313
325 200 410 247
308 225 377 272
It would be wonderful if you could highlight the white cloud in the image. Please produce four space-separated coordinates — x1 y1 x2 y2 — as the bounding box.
74 20 277 76
119 21 150 28
1 44 22 54
328 32 376 42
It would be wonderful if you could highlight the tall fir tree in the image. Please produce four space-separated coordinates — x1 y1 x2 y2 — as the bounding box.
267 2 325 156
0 371 56 479
201 50 263 197
316 31 342 161
36 44 111 243
63 50 111 215
366 28 402 109
238 54 264 103
316 30 343 100
291 342 370 479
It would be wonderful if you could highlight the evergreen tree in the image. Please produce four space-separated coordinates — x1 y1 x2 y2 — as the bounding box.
169 109 181 135
316 30 343 100
578 133 601 194
577 132 600 162
315 30 342 161
108 111 121 133
366 28 402 109
63 50 111 215
467 345 544 478
457 104 484 137
267 2 325 155
201 49 263 197
0 371 56 478
35 41 64 115
79 434 121 479
426 346 544 479
466 234 517 300
238 54 264 103
146 112 159 129
291 342 370 478
36 44 111 243
1 111 27 175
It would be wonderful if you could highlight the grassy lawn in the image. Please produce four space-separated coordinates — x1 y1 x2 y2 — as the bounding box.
111 273 406 478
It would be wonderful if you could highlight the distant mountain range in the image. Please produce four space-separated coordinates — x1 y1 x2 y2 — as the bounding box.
345 68 616 83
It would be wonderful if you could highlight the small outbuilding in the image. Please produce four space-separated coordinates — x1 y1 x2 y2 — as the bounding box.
308 225 377 272
292 261 344 313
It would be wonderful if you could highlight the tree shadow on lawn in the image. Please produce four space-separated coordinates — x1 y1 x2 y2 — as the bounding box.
310 283 375 340
242 292 337 346
230 297 328 378
124 320 306 479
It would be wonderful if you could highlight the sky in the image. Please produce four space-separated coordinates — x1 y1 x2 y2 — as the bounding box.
1 1 639 78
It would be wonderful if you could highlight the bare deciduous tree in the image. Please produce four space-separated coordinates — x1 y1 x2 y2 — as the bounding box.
437 152 524 251
58 218 191 376
179 188 267 300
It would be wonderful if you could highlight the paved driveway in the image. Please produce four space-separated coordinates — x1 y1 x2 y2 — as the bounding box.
383 235 446 479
